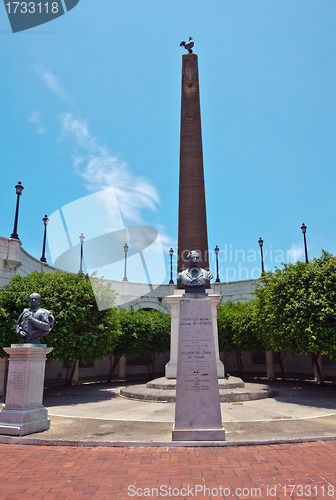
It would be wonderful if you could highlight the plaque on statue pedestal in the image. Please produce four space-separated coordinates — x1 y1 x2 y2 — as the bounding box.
172 296 225 441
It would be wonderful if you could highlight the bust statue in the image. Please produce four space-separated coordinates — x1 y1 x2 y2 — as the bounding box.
16 293 54 344
177 250 213 293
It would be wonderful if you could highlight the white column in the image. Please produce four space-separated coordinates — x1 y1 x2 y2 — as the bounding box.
165 290 224 379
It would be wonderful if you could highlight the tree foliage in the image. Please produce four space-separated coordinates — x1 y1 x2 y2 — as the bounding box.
106 308 171 380
254 250 336 383
0 271 120 384
217 300 263 376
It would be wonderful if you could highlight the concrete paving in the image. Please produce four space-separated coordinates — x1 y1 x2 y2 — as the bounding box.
1 379 336 446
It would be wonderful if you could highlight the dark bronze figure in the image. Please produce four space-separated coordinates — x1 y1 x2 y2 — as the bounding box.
177 250 212 293
16 293 54 344
180 37 194 53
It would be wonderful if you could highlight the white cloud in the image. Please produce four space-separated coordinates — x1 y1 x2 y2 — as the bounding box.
287 243 304 262
155 223 177 254
60 112 160 225
35 66 72 103
27 111 45 134
28 111 40 123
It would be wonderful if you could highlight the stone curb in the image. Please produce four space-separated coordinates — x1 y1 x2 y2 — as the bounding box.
120 384 275 403
0 435 336 448
146 376 245 390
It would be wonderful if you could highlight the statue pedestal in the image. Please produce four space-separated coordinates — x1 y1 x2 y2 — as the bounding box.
172 296 225 441
0 344 52 436
165 290 224 379
0 358 7 398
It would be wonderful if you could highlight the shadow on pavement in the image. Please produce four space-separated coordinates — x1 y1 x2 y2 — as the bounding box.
41 378 336 411
263 379 336 410
42 381 121 408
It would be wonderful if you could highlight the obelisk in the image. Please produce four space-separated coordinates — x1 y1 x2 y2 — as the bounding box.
165 49 224 379
177 52 209 276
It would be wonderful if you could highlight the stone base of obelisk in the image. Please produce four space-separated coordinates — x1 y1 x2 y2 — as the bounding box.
165 289 224 379
172 427 225 441
173 296 225 441
0 344 52 437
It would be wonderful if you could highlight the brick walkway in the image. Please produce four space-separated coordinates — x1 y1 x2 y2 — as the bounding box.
0 442 336 499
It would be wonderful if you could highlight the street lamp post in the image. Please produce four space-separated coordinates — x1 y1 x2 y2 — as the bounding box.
301 223 309 263
11 181 24 240
169 248 174 284
40 215 49 263
258 237 264 275
122 242 129 281
214 245 220 282
78 233 85 274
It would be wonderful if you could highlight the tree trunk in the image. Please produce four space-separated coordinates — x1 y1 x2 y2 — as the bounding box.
277 352 286 381
312 352 324 385
266 350 275 379
107 355 121 383
64 361 77 386
234 351 243 378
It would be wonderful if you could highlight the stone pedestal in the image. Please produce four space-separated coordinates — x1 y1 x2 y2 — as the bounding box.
0 358 7 398
173 296 225 441
165 289 224 379
0 344 52 436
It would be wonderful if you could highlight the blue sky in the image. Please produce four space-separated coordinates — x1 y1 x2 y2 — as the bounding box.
1 0 336 284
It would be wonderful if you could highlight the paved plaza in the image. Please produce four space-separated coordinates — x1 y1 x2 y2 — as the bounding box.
0 380 336 498
1 379 334 445
1 441 336 499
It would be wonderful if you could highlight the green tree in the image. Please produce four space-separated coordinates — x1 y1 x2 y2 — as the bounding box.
137 309 170 375
254 250 336 384
217 300 263 377
106 308 170 380
0 271 120 385
106 307 139 382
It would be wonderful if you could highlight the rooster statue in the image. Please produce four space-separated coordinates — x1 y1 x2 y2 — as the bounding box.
180 37 194 53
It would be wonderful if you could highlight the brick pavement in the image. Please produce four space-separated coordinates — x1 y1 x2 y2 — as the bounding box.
0 441 336 500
